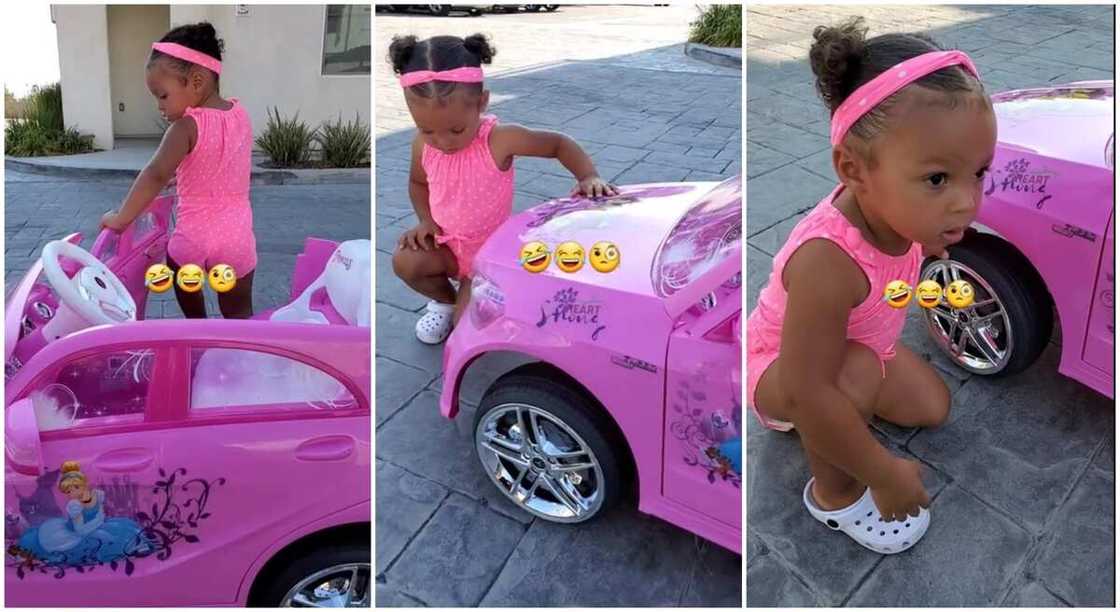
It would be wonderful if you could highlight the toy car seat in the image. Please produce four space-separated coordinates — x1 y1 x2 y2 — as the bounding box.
270 239 370 327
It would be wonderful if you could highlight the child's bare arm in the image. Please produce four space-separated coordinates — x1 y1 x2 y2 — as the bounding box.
102 118 194 230
401 132 439 251
491 124 617 197
779 241 915 493
408 132 433 224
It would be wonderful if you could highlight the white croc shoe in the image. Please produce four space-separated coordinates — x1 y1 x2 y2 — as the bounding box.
802 478 930 554
415 301 454 344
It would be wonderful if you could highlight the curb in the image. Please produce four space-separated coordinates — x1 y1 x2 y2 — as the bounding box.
684 42 742 69
5 158 370 186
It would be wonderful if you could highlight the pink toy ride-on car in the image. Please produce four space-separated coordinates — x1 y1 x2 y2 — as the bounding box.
441 177 743 553
920 81 1114 398
5 196 371 607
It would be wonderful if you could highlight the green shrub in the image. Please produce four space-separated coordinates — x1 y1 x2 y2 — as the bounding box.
6 120 49 156
316 113 371 168
4 87 19 119
5 119 95 157
689 5 742 48
23 83 64 132
53 127 96 155
256 107 317 167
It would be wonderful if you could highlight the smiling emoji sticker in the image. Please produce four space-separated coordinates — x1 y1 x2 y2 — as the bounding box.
883 280 913 309
945 280 975 309
145 264 174 293
176 264 205 293
915 280 943 309
208 264 237 293
555 241 584 273
520 241 551 273
589 241 620 273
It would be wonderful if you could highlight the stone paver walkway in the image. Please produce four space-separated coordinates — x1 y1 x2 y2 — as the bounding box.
745 5 1113 607
375 5 742 607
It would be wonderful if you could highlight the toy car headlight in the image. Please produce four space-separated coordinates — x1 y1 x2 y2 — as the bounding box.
470 271 505 329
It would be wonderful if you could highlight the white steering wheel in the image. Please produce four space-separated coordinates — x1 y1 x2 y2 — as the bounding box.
41 240 136 325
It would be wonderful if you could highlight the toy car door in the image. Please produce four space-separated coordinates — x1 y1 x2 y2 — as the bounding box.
1083 211 1114 385
662 296 742 529
6 345 169 606
90 195 173 319
146 342 370 604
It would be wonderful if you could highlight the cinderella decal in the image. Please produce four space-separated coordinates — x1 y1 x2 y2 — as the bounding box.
16 461 153 565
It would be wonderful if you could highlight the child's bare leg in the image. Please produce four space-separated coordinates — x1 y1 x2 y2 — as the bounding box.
452 276 472 326
392 245 459 304
217 270 254 319
874 344 951 428
166 255 207 319
754 341 885 510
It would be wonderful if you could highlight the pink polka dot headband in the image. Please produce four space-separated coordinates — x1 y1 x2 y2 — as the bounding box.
830 50 979 146
399 67 484 88
151 42 222 75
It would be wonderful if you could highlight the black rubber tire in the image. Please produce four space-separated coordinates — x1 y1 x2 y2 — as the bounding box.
545 4 559 11
474 367 625 523
924 233 1053 377
249 541 370 607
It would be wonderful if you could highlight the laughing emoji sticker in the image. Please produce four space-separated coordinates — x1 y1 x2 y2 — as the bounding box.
520 241 551 273
176 264 205 293
145 264 173 293
883 280 913 309
555 241 584 273
915 280 943 309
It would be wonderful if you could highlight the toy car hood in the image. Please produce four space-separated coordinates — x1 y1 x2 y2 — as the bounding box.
486 176 741 298
991 80 1114 170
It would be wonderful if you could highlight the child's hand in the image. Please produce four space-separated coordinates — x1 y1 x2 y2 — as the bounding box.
100 211 128 232
572 175 618 198
399 220 441 251
870 457 931 522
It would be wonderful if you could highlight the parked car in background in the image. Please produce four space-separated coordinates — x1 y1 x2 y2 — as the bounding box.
376 5 484 16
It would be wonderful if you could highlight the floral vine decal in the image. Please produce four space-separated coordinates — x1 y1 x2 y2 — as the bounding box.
669 372 742 487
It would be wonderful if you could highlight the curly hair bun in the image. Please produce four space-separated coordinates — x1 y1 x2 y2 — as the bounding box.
388 35 419 75
61 460 82 474
463 33 496 64
160 21 224 61
809 17 868 112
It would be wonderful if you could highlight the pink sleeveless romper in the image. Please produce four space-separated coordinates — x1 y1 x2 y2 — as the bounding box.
746 185 922 430
167 98 258 276
422 115 514 279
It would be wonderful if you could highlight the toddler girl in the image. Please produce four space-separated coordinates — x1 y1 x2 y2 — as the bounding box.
101 22 256 319
389 33 616 344
746 18 996 553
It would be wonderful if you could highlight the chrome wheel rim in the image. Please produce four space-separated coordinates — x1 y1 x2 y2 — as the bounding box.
921 259 1014 374
475 402 605 522
280 563 370 607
